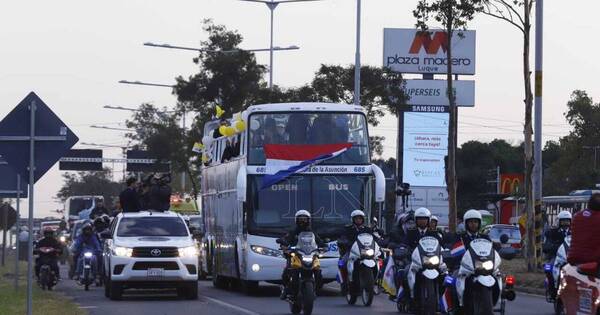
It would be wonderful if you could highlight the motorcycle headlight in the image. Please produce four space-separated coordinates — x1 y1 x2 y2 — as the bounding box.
476 260 494 271
179 246 199 258
361 248 375 257
302 256 313 264
250 245 282 258
424 255 440 266
59 236 66 243
112 246 132 257
83 252 93 258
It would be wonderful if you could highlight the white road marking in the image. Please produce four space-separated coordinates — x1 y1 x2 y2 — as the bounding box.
78 306 98 309
203 296 261 315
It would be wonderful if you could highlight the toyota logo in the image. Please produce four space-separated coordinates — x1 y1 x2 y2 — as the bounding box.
150 249 162 257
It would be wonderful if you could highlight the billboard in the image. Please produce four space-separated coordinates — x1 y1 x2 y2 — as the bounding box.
404 79 475 107
402 112 448 187
410 187 449 225
384 28 476 75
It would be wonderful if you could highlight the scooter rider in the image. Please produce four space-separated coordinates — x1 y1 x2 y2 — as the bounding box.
429 215 444 241
277 210 326 300
543 211 571 259
71 222 102 281
34 227 62 280
459 210 491 250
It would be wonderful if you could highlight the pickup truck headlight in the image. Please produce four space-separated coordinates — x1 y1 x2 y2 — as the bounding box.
112 246 132 257
179 246 199 258
251 245 282 258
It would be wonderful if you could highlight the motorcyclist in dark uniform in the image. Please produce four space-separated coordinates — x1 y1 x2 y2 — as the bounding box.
458 209 492 251
277 210 326 300
34 227 62 280
543 210 571 300
402 207 442 250
429 215 444 241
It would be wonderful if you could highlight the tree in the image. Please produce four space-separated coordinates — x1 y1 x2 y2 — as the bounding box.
413 0 482 232
56 169 123 208
543 91 600 196
125 104 199 197
480 0 536 271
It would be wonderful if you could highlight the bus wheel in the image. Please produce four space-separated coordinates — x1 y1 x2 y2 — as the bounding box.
240 280 259 295
213 275 229 290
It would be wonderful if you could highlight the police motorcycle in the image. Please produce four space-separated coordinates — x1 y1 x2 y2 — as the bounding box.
279 232 324 315
345 231 382 306
446 236 516 315
396 236 445 314
544 235 571 305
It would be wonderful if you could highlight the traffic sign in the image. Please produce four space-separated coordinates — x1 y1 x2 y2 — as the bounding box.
126 150 170 172
0 92 78 182
59 149 103 171
0 158 28 198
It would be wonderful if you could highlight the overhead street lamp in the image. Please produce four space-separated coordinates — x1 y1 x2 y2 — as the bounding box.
90 125 135 132
237 0 324 89
143 42 299 54
103 105 177 113
80 142 132 149
118 80 175 88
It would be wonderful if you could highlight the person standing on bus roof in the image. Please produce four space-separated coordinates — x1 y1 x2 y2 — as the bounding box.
276 210 326 300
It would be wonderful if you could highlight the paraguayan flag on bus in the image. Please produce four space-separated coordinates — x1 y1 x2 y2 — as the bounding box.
261 143 353 189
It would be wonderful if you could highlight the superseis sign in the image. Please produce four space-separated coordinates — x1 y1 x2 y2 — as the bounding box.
383 28 476 75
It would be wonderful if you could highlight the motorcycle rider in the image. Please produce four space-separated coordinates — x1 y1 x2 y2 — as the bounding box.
458 210 491 250
429 215 444 241
277 210 326 300
71 222 102 281
34 227 62 281
543 210 571 259
402 208 442 250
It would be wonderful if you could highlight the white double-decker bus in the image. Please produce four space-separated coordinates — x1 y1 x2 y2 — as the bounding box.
201 103 385 290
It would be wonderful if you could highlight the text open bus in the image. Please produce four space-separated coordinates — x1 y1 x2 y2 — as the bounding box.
200 103 385 290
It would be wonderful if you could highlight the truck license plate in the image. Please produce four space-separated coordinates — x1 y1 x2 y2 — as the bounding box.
147 268 164 278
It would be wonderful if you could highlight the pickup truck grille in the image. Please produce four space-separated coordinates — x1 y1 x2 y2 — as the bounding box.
131 247 178 258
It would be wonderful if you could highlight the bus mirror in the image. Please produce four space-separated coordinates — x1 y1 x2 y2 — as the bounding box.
237 166 247 202
371 164 386 203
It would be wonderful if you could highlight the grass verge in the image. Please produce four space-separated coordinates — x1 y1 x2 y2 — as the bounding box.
0 253 85 315
502 257 546 294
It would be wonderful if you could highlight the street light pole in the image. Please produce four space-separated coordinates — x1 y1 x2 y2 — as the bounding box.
354 0 361 105
534 0 543 208
268 2 278 90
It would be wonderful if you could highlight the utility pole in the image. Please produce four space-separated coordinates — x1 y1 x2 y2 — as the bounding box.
533 0 544 269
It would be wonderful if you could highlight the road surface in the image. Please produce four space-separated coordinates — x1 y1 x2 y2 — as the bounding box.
57 267 553 315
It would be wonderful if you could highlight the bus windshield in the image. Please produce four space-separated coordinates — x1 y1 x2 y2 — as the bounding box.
248 112 370 165
247 175 371 239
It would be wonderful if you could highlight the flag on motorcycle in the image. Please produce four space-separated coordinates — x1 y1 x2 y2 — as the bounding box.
450 240 466 257
382 256 397 296
261 143 353 189
440 287 454 312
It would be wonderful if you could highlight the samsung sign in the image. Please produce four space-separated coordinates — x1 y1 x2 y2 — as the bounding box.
404 79 475 107
384 28 476 75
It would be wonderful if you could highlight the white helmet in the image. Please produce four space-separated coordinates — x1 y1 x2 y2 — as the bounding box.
557 210 572 221
295 210 311 218
431 215 439 222
414 207 431 219
351 210 365 219
463 209 482 222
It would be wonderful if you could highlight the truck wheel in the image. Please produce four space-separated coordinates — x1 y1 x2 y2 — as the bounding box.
109 281 123 300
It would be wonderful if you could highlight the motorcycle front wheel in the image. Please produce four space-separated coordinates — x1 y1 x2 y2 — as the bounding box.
419 278 438 315
470 282 493 315
301 281 315 315
359 266 375 306
84 268 90 291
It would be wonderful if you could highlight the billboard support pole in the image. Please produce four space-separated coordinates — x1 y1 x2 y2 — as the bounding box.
1 206 6 266
14 174 20 290
26 100 36 315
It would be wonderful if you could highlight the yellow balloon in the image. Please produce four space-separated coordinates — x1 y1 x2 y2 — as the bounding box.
218 125 228 137
216 105 225 118
234 120 246 132
224 126 236 137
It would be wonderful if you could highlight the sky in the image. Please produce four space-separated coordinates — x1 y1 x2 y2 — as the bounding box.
1 0 598 218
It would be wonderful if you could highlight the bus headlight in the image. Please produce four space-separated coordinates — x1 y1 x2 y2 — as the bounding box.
179 246 199 258
113 246 132 257
250 245 282 258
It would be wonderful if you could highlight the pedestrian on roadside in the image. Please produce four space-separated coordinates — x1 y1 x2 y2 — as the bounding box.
120 177 141 213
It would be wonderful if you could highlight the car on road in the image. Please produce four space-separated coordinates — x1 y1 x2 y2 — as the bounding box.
482 224 522 253
102 211 199 300
556 263 599 314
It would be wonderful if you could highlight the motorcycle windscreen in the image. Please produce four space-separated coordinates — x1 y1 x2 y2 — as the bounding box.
297 232 318 255
470 239 493 257
357 233 374 247
418 236 439 253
